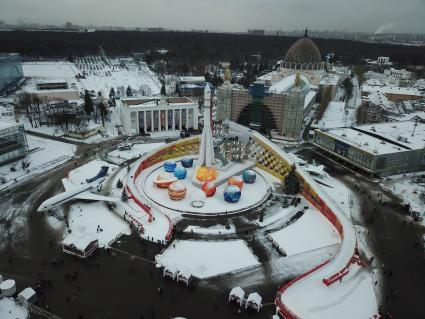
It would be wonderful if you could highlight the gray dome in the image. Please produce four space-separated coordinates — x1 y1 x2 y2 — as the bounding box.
284 30 322 64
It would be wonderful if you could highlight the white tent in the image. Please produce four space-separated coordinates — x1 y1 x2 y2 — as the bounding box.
246 292 262 312
17 287 37 307
163 265 179 280
229 286 245 306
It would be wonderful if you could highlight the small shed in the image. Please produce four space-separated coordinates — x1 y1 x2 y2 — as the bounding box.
177 269 192 286
246 292 262 312
229 286 245 306
62 233 99 258
163 265 179 280
17 287 37 307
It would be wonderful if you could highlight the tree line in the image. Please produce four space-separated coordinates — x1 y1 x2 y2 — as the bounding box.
1 31 424 74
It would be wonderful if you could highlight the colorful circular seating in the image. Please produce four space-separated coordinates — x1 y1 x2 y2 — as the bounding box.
224 185 241 203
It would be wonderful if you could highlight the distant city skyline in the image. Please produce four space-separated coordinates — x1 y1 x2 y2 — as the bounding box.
0 0 424 34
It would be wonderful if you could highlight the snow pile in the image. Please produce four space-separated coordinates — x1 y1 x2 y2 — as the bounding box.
156 240 260 279
183 224 236 235
269 209 341 256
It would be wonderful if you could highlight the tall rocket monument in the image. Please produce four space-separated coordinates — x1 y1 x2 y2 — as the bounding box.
195 83 217 183
198 83 215 167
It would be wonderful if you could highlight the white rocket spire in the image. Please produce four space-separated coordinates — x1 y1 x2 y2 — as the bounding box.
198 84 215 167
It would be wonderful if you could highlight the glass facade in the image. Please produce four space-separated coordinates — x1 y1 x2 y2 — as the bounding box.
0 53 23 94
314 131 373 169
0 124 28 165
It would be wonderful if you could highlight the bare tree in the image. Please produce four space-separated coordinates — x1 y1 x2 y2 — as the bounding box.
19 93 41 128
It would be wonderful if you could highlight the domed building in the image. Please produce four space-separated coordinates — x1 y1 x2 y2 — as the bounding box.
256 30 326 87
216 30 339 141
280 30 325 71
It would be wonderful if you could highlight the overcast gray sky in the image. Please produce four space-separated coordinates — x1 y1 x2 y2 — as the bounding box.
0 0 424 33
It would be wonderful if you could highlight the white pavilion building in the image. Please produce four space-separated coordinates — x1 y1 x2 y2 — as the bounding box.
119 96 199 135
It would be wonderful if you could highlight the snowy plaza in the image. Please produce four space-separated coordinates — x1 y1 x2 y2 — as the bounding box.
3 23 423 318
39 95 378 318
21 96 381 318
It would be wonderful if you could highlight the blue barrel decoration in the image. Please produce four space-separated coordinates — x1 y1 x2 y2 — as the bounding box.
224 185 241 203
174 166 187 179
164 160 177 172
242 170 257 184
181 156 193 168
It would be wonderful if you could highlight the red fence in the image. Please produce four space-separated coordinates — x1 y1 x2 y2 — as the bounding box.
275 176 356 317
275 260 330 319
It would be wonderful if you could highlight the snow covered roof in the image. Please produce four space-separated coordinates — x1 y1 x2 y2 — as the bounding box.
365 91 392 110
246 292 262 305
386 111 425 122
178 268 192 278
230 286 245 299
304 90 317 109
18 287 36 301
62 233 98 251
164 264 179 273
0 120 19 131
179 76 206 83
319 74 340 86
36 78 68 84
269 73 311 94
324 121 425 155
362 85 422 97
123 96 196 108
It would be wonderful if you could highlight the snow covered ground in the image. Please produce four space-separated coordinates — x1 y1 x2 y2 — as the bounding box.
0 134 76 190
313 101 356 130
67 202 131 248
20 108 121 144
282 262 378 319
76 57 161 97
254 201 299 228
382 175 425 225
22 58 161 98
107 142 165 163
156 239 260 279
269 208 341 256
312 77 361 130
65 160 131 247
310 173 353 218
